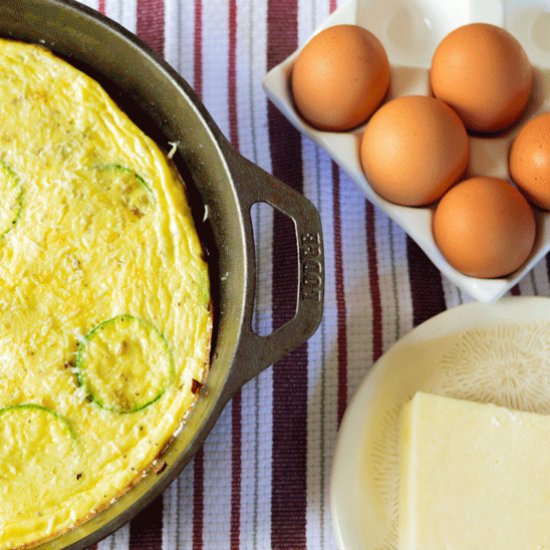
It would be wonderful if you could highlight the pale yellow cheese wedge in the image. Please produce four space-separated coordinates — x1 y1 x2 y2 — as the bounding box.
399 392 550 550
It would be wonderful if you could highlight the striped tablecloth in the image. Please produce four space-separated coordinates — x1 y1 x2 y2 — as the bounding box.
76 1 548 548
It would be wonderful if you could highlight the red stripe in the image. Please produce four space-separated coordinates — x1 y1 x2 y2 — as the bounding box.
228 2 242 548
329 0 347 425
332 164 348 424
267 1 308 548
129 497 164 549
98 0 106 14
193 0 203 98
128 3 165 548
193 448 205 550
230 394 242 550
407 237 446 326
366 202 383 362
136 0 165 57
228 0 239 149
191 2 204 549
511 285 521 295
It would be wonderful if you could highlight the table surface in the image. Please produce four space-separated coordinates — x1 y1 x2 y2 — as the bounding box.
75 1 549 549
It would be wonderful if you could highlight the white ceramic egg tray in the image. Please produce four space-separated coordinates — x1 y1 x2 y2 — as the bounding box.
263 0 550 302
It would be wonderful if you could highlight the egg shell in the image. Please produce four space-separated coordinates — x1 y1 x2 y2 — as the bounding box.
433 177 536 278
430 23 533 133
291 24 390 131
360 95 469 206
510 112 550 210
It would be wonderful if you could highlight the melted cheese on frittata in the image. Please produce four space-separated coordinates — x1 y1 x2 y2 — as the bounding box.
0 39 212 548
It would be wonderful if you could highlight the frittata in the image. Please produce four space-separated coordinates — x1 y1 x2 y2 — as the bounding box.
0 39 212 548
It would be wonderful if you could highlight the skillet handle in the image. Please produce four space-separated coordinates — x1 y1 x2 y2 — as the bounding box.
226 152 324 391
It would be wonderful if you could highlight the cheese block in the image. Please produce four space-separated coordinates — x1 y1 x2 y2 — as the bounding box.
399 392 550 550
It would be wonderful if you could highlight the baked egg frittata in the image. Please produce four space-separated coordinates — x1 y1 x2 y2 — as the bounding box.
0 39 212 548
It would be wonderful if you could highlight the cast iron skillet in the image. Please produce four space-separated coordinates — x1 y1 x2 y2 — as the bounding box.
0 1 324 548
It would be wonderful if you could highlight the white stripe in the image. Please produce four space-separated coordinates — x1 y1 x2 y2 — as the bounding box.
304 140 339 550
97 522 129 550
161 476 180 550
442 273 464 307
199 1 232 547
162 465 194 550
374 212 413 344
300 7 337 550
339 174 372 394
518 267 537 296
164 0 196 84
105 0 137 33
532 259 550 297
300 3 337 548
240 375 259 550
240 360 275 550
244 207 274 550
78 0 99 10
245 0 272 177
375 212 399 349
202 403 232 549
201 0 229 137
237 0 273 548
392 223 414 337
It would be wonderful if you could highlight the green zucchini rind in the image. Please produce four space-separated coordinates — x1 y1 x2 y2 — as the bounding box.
95 164 154 219
76 314 175 414
0 404 76 440
0 161 23 239
0 404 78 491
96 164 152 192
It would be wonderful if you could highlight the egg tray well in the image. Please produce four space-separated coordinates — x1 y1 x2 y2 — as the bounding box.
263 0 550 302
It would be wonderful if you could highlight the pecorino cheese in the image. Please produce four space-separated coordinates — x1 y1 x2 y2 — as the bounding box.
399 392 550 549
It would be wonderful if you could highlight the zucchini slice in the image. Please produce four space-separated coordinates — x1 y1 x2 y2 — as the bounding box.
76 315 175 413
0 405 76 490
95 164 153 219
0 161 22 238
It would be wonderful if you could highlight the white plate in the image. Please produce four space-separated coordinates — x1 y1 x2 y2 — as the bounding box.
263 0 550 302
330 296 550 550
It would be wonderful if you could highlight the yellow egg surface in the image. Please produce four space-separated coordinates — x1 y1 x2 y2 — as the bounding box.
0 39 212 548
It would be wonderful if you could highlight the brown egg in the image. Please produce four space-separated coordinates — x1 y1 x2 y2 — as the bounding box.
291 25 390 131
360 95 469 206
431 23 533 133
433 177 536 278
509 112 550 209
